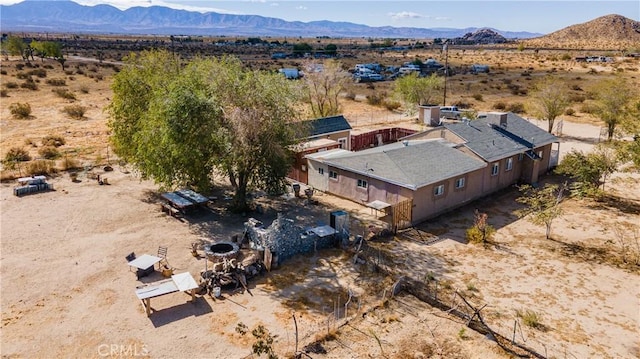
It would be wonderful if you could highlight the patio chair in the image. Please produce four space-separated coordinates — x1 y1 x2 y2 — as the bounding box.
125 252 136 271
157 246 169 267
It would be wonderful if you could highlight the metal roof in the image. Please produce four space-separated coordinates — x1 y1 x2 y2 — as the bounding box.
306 115 352 137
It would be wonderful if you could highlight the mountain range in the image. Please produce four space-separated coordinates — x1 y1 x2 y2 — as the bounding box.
0 0 541 39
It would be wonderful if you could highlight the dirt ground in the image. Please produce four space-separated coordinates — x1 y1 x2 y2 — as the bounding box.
1 53 639 358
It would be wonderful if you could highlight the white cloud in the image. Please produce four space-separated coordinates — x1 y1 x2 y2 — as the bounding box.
295 5 307 10
388 11 424 21
434 16 452 21
270 2 279 6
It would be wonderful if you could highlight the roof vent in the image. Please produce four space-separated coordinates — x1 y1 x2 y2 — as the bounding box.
402 140 409 147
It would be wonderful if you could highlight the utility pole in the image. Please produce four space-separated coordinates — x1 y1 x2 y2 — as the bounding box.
443 43 448 106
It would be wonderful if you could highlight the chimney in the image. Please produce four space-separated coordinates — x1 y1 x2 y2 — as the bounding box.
499 113 508 128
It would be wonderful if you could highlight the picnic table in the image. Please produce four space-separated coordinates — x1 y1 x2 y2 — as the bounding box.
175 189 209 205
135 272 199 316
161 192 194 210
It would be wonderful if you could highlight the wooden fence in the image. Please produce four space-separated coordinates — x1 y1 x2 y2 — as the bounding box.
350 127 417 152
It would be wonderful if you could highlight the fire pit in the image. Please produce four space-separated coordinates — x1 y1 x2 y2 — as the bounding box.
204 241 239 262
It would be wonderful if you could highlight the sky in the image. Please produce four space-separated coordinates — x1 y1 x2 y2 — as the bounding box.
1 0 638 33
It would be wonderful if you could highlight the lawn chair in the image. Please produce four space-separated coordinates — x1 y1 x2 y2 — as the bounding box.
157 246 168 267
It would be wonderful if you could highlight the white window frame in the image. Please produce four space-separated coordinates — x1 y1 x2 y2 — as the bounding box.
318 167 324 175
338 137 347 149
491 162 499 176
357 179 368 189
455 177 465 189
538 150 543 159
506 157 513 171
434 184 445 196
329 170 338 180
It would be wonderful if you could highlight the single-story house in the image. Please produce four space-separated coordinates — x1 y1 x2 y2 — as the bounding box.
305 112 559 229
288 115 352 184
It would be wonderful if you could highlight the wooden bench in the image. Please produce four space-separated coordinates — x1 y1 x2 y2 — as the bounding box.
161 203 180 217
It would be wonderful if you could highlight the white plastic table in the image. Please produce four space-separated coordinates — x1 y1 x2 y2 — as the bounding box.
128 254 162 270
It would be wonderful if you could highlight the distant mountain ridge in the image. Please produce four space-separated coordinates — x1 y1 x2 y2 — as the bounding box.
524 14 640 49
0 0 541 39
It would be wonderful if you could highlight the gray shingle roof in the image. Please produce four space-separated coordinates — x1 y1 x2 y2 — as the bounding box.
445 113 557 162
306 115 352 137
324 140 486 190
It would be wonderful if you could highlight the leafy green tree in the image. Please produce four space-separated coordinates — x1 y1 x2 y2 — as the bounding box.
324 43 337 56
292 42 312 56
516 183 567 239
593 77 637 140
529 76 570 133
31 41 61 61
556 144 619 194
3 36 29 62
303 59 349 118
393 72 443 114
108 51 300 212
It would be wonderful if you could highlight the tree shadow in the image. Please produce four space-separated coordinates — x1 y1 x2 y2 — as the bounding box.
585 193 640 215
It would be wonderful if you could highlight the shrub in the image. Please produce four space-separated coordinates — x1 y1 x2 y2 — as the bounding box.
516 309 545 330
0 69 6 75
0 89 7 97
64 70 74 76
569 93 586 103
564 108 576 116
29 68 47 78
4 81 18 89
383 99 401 111
53 88 76 100
15 63 24 70
344 91 356 101
41 135 65 147
24 138 37 147
472 93 484 101
507 102 525 113
580 102 599 114
16 72 29 80
493 102 507 110
27 160 56 176
561 53 572 61
46 78 66 86
38 146 61 160
4 147 31 163
43 64 54 70
62 104 87 120
9 102 32 119
20 79 38 90
79 86 89 94
60 155 80 171
366 93 383 106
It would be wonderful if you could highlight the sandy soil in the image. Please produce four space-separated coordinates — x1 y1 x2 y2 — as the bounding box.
1 56 639 359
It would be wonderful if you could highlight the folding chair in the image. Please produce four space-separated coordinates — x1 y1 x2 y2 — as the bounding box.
157 246 169 268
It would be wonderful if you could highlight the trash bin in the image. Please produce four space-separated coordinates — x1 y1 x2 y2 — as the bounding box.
292 183 301 197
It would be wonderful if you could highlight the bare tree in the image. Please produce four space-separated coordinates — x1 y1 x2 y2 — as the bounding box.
302 59 350 118
529 76 570 134
516 183 567 239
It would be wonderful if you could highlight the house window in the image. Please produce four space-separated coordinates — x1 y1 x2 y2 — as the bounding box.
301 164 307 172
455 177 465 189
518 153 524 161
491 162 499 176
338 138 347 149
434 184 445 196
506 157 513 171
318 168 324 175
357 179 368 189
329 170 338 179
538 150 543 159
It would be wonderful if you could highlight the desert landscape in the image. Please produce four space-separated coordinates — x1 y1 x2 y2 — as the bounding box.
1 14 640 359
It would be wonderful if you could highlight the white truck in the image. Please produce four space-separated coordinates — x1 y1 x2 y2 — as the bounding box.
439 106 463 120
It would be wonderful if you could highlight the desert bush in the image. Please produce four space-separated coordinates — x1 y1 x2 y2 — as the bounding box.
564 108 576 116
41 134 66 147
343 91 356 100
52 88 76 100
16 72 29 80
43 64 54 69
24 138 37 147
76 69 85 75
64 70 73 76
9 102 32 119
20 79 38 90
561 53 572 61
89 66 98 73
60 155 80 171
94 74 104 81
472 93 483 101
79 86 89 94
570 84 582 91
366 93 383 106
29 68 47 78
62 104 87 120
507 102 525 113
0 89 7 97
493 102 507 110
0 69 6 75
38 146 61 160
27 160 56 176
4 147 31 163
383 99 401 111
4 81 18 89
15 63 24 70
580 102 599 114
516 309 545 331
46 78 66 86
569 93 586 103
